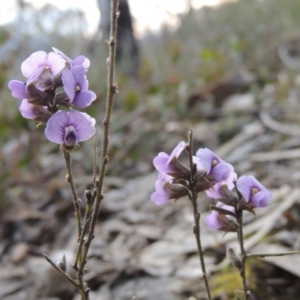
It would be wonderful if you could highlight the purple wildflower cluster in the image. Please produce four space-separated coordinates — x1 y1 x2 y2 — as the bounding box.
151 142 272 232
8 48 96 148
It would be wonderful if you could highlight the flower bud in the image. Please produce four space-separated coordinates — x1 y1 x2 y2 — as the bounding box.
194 170 214 193
217 214 239 232
168 156 190 180
26 83 51 106
226 246 242 271
54 91 71 108
217 184 238 206
57 254 66 272
32 106 53 123
163 181 190 200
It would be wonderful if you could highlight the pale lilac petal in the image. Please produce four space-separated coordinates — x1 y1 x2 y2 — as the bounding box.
196 148 216 173
210 161 233 182
193 156 205 171
21 51 47 78
196 148 233 181
80 112 96 126
237 175 272 207
166 141 185 164
45 111 95 145
19 100 38 119
8 80 29 99
236 176 253 202
52 47 70 62
206 202 234 230
72 65 87 88
45 111 69 144
251 191 272 207
52 47 90 70
68 110 96 142
62 68 76 101
153 141 185 173
73 90 96 108
150 172 171 205
47 52 66 76
150 190 169 205
82 58 90 69
153 153 170 172
206 211 222 230
206 172 237 199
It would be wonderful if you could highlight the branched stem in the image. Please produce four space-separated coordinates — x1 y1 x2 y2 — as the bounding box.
78 0 119 280
43 254 79 288
73 190 96 269
187 130 212 300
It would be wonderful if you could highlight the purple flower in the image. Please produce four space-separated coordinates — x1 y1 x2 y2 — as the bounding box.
62 66 96 108
195 148 233 182
45 110 96 146
8 80 30 99
206 172 237 199
19 99 38 119
153 141 185 173
236 175 272 207
206 202 235 230
150 172 172 205
52 47 90 70
21 51 65 80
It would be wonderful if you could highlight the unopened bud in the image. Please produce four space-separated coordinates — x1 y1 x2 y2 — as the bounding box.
85 189 93 204
168 156 190 180
164 181 190 200
32 106 53 123
27 83 51 106
226 246 242 270
57 254 66 272
54 91 71 108
218 184 238 206
239 199 256 216
194 170 213 193
217 214 239 232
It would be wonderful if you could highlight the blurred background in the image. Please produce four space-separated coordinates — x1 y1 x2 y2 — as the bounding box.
1 0 300 299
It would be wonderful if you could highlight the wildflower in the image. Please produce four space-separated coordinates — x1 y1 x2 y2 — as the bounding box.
236 175 272 207
62 66 96 108
44 110 96 147
21 51 65 81
195 148 233 182
153 141 185 173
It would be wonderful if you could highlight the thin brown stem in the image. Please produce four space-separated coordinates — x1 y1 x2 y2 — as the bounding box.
187 131 212 300
62 148 82 241
236 210 250 300
247 251 300 258
190 191 212 300
73 190 96 269
78 0 119 276
187 129 195 176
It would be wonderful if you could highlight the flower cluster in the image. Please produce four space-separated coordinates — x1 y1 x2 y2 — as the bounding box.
151 143 233 205
8 48 96 148
151 143 272 232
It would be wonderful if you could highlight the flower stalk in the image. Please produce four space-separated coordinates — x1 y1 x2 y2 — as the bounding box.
77 0 119 288
187 130 212 300
62 148 82 241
